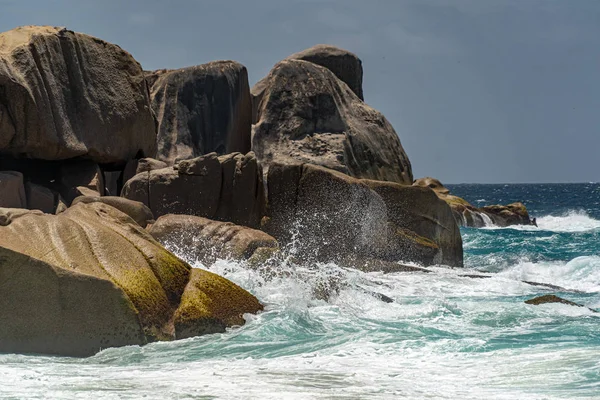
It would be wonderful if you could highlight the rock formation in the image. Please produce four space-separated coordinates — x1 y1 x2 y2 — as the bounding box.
0 26 156 164
122 152 264 228
148 61 252 164
0 202 262 356
413 177 533 227
252 59 412 184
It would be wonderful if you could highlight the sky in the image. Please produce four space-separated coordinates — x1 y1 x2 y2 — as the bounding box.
1 0 598 183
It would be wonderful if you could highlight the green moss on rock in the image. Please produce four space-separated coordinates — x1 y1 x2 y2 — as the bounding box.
174 268 263 339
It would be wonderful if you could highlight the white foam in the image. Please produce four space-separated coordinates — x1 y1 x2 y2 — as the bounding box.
537 210 600 233
478 212 495 227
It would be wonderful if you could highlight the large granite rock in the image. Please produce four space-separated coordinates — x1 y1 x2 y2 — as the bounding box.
0 202 262 356
0 26 156 163
264 163 462 268
122 152 264 228
149 214 278 265
413 177 533 228
252 59 412 184
148 61 252 164
288 45 364 100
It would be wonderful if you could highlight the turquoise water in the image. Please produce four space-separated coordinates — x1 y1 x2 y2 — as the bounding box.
1 184 599 399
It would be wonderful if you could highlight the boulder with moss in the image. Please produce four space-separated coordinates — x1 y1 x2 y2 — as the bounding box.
0 202 262 356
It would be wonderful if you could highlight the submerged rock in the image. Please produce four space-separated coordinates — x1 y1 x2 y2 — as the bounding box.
149 214 278 266
252 59 412 184
122 152 264 228
0 202 262 356
0 26 156 164
413 177 533 227
525 295 585 307
264 163 462 268
148 61 252 164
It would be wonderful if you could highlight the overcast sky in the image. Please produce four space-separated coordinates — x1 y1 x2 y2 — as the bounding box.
1 0 598 183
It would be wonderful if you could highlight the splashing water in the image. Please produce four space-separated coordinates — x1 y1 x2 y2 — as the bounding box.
0 183 599 399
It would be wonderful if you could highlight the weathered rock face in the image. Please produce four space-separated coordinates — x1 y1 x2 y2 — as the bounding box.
363 180 463 268
413 177 533 228
122 152 264 228
264 163 462 268
149 214 278 265
0 26 156 164
0 202 262 356
148 61 252 164
252 59 412 184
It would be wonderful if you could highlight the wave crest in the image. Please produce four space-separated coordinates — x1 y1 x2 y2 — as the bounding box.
537 210 600 232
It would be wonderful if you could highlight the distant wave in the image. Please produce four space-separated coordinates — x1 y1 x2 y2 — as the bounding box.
537 210 600 232
482 210 600 233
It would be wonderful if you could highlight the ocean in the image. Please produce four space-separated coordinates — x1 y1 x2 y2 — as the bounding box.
1 183 599 399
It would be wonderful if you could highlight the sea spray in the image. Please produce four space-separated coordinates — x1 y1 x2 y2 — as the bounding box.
1 183 599 399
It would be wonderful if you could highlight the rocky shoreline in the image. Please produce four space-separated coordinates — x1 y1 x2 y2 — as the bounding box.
0 25 536 356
